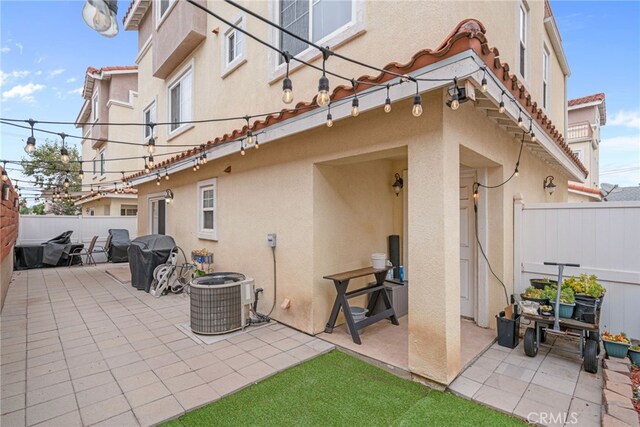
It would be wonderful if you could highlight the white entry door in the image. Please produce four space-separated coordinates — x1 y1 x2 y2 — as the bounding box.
150 197 166 235
460 172 476 319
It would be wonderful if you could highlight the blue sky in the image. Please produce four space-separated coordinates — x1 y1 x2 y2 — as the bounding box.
1 0 639 197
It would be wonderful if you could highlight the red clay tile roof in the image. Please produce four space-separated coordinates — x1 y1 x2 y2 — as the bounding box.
86 65 138 75
126 18 589 181
75 188 138 203
568 183 602 196
568 93 606 124
123 0 136 24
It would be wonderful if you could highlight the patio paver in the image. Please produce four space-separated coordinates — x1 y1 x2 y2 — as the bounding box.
1 265 334 427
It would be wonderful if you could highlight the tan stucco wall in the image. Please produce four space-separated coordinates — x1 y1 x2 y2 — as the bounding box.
79 197 138 216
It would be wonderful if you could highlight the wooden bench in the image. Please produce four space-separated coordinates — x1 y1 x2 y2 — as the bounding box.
323 266 399 345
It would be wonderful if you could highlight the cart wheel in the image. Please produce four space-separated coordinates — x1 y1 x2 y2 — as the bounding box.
583 339 598 373
524 327 538 357
588 331 601 355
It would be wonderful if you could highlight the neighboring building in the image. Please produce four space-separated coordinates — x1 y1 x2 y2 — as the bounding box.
74 66 140 216
602 183 640 202
123 0 585 385
567 93 606 202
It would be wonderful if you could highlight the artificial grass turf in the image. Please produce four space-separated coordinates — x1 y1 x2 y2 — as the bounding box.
164 351 524 427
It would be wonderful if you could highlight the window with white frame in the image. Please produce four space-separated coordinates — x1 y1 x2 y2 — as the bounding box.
221 17 247 77
92 156 97 176
518 3 527 78
197 178 217 240
100 151 105 176
157 0 174 23
144 102 156 140
542 45 550 110
92 92 99 122
120 205 138 216
278 0 352 63
168 66 193 133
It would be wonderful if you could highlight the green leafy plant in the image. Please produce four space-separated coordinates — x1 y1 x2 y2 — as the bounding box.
630 344 640 351
562 274 605 298
523 286 547 299
544 285 575 304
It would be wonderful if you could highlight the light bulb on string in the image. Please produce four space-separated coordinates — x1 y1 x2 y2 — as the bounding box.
147 126 156 154
350 80 359 117
517 113 524 129
384 85 392 113
148 155 154 168
412 83 423 117
78 162 84 180
450 78 460 110
59 133 70 163
144 158 150 174
282 53 293 104
156 174 161 186
63 176 70 188
165 168 170 180
326 104 333 128
316 49 331 106
480 69 488 93
240 139 246 156
82 0 119 38
24 118 36 155
254 136 259 150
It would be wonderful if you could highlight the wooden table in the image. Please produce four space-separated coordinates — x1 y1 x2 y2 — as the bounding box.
323 266 399 345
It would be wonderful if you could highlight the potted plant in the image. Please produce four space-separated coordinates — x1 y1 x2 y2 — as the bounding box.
629 344 640 365
521 286 549 305
602 331 631 358
544 286 575 318
539 305 553 316
530 277 558 290
566 274 606 322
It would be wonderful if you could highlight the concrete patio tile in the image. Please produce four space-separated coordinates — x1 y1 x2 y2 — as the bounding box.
26 359 67 378
1 409 25 427
32 410 82 427
184 353 220 371
209 372 253 397
63 343 99 358
227 332 255 345
271 338 302 352
100 343 135 359
461 364 494 384
66 350 105 367
27 369 70 391
2 350 27 365
204 340 232 352
494 361 536 383
305 339 334 353
2 360 25 374
287 343 320 361
1 380 26 399
503 352 545 371
175 345 208 360
569 397 601 427
255 331 287 344
2 369 26 385
111 361 150 380
106 352 143 369
480 348 510 362
164 372 205 394
69 360 109 380
124 382 171 408
91 410 140 427
25 394 77 426
76 381 122 408
157 331 186 344
146 352 181 369
485 372 529 396
137 344 171 359
236 337 266 352
131 338 163 352
96 337 129 351
195 362 234 383
212 344 245 361
166 338 196 352
530 371 577 396
27 344 63 360
472 384 521 413
574 380 603 405
521 383 572 413
237 361 276 382
448 375 483 398
174 384 220 411
1 394 25 415
132 396 184 427
71 371 114 393
62 337 95 350
26 380 74 407
262 352 298 371
79 395 131 426
226 352 261 371
153 361 191 381
249 344 282 360
117 370 160 393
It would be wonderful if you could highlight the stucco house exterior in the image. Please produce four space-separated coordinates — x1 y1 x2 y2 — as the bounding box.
566 93 606 202
123 0 587 385
74 66 140 216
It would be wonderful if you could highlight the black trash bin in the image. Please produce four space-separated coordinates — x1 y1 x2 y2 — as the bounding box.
496 310 520 349
108 229 131 263
129 235 175 292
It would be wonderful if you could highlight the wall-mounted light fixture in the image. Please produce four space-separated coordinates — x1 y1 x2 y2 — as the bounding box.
165 189 174 204
543 176 556 195
14 197 20 208
2 183 10 201
392 173 404 196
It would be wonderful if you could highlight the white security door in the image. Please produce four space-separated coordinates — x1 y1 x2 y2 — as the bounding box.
460 173 476 319
150 198 166 235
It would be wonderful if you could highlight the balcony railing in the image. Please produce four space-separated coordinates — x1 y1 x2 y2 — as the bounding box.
567 121 593 141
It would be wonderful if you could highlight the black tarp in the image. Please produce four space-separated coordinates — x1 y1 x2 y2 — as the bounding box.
108 229 130 263
129 235 175 292
14 231 82 270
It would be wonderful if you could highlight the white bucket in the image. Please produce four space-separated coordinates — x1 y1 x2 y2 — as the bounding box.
371 253 386 269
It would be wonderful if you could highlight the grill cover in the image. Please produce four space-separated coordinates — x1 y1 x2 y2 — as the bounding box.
190 273 245 335
129 235 175 292
108 229 131 263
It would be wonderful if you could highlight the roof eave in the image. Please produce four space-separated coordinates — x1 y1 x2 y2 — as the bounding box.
544 17 571 77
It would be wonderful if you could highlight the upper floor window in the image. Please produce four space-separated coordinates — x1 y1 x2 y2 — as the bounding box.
92 156 97 176
197 178 217 240
157 0 175 23
100 151 105 176
221 17 247 77
542 45 550 110
92 92 99 122
121 205 138 216
279 0 352 62
144 101 156 140
168 66 193 133
518 3 527 78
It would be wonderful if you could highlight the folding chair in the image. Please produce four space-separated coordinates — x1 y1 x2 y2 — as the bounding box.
68 236 98 267
103 234 112 262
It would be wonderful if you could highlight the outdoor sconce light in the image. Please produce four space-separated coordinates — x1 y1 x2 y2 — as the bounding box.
543 176 556 195
446 78 469 110
14 197 19 208
392 173 404 196
82 0 119 38
2 183 10 201
165 189 174 204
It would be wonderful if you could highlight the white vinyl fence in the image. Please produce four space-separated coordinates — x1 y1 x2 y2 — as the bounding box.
514 200 640 339
18 215 137 249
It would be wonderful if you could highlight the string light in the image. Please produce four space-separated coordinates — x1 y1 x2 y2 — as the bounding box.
59 133 69 164
316 50 331 106
148 154 155 168
78 162 84 180
1 163 7 182
244 116 254 146
351 80 359 117
144 158 150 174
146 123 156 153
240 139 246 156
412 82 423 117
384 85 392 113
282 52 293 104
529 123 537 142
63 173 70 188
480 68 488 93
498 92 505 113
326 104 333 128
24 119 36 155
156 173 161 186
165 167 170 180
450 78 460 111
517 111 524 129
254 135 259 150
